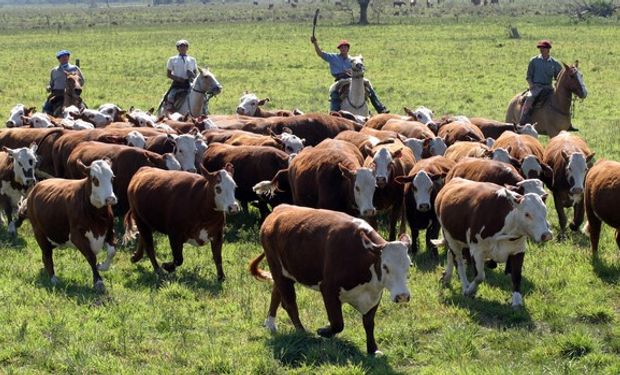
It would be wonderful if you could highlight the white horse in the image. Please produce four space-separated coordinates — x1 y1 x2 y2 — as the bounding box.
333 55 369 116
158 67 222 117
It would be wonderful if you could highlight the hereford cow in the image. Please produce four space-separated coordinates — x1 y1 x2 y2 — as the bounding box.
124 166 240 280
253 139 377 218
21 113 55 128
493 131 552 185
98 103 126 122
584 160 620 254
142 133 198 172
395 156 455 258
224 130 304 154
0 145 38 236
469 117 538 139
438 121 485 146
250 204 411 355
434 178 552 307
236 93 297 117
65 142 181 217
6 104 36 127
543 131 595 236
26 159 117 291
334 130 380 157
203 143 290 220
444 141 490 163
402 137 447 161
0 128 67 177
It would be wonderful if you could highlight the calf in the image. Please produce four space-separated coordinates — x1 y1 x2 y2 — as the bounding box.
26 159 117 291
584 160 620 254
402 137 447 161
98 103 126 122
543 131 595 236
434 178 552 307
0 145 38 236
124 166 240 280
250 204 411 355
66 142 181 217
395 156 455 258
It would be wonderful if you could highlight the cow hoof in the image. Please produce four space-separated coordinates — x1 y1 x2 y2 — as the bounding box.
569 222 580 232
50 276 59 286
217 274 226 282
317 326 335 338
264 317 277 333
94 280 106 293
96 263 110 272
370 350 384 357
130 253 143 263
162 262 176 273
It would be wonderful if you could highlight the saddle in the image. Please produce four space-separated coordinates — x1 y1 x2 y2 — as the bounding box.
518 87 554 109
173 90 189 109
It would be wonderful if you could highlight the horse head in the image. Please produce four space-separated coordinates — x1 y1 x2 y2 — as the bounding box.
350 55 365 78
64 72 83 107
194 67 222 97
558 62 587 99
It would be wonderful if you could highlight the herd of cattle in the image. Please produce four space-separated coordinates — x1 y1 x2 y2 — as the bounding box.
2 93 619 355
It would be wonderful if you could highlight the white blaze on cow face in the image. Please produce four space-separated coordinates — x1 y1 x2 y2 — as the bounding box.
236 93 260 116
517 123 539 138
521 155 542 179
380 236 412 303
278 133 305 155
566 152 588 195
72 119 95 130
491 147 512 164
163 153 181 170
98 103 123 121
428 137 447 156
129 110 156 127
516 179 547 199
81 109 113 127
62 105 81 119
414 106 434 125
27 113 54 128
126 131 146 149
412 170 434 212
7 104 26 127
195 137 208 167
403 138 423 161
354 167 377 217
372 148 393 187
88 159 117 208
213 169 240 214
4 145 38 186
174 134 198 172
501 189 553 243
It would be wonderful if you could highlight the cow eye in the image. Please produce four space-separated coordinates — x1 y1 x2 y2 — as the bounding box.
93 177 99 187
215 186 222 194
355 186 360 192
29 160 33 166
525 212 531 219
382 264 389 273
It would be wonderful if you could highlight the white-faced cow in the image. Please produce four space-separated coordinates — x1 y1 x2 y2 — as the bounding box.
26 159 117 291
0 144 38 236
124 165 240 280
236 93 297 117
434 178 552 307
493 131 552 185
250 204 411 355
584 160 620 254
6 104 36 127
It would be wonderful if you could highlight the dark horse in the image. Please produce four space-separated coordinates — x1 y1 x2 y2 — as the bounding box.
48 72 84 117
506 62 587 138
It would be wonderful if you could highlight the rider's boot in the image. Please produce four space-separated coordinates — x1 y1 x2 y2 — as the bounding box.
367 87 389 114
329 90 342 112
518 100 533 125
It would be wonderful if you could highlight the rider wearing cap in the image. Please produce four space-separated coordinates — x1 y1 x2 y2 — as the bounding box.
165 39 198 113
311 36 389 114
518 39 563 125
43 49 84 115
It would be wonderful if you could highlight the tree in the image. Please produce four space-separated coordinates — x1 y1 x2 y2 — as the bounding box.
358 0 370 24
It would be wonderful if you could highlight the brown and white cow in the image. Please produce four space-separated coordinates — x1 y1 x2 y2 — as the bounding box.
250 204 411 355
543 131 595 236
334 130 381 157
382 119 435 140
6 104 36 127
493 131 552 185
395 156 455 258
0 128 67 178
0 144 38 236
66 142 181 217
434 178 552 307
26 159 117 291
584 160 620 254
438 121 485 146
444 141 490 163
124 166 240 279
469 117 538 139
253 139 377 218
401 137 447 161
236 93 298 117
142 133 198 172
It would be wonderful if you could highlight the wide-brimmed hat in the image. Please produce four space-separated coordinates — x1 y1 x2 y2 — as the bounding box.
537 40 552 49
55 50 71 58
337 39 350 49
176 39 190 47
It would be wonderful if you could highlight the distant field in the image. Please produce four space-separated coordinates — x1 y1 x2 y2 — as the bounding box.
0 3 619 374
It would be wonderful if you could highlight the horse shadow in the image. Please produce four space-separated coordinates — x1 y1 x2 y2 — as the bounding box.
267 331 402 374
591 253 620 284
123 263 223 296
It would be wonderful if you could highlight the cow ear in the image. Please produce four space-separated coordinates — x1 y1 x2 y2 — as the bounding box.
29 142 38 153
199 164 217 180
360 231 383 254
224 162 235 177
394 175 414 185
2 146 14 158
392 148 402 159
271 135 284 145
362 144 373 157
541 163 554 179
586 152 596 166
257 98 270 106
27 106 36 114
403 106 415 117
77 159 90 177
431 173 446 187
561 149 570 161
338 163 355 180
398 233 412 247
281 126 293 134
102 157 113 168
147 107 155 115
503 188 523 206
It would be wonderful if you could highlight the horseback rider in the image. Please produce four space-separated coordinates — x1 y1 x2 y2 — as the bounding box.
310 36 389 114
518 39 563 125
43 49 84 115
165 39 198 114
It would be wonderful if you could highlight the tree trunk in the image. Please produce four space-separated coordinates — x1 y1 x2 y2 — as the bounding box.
358 0 370 25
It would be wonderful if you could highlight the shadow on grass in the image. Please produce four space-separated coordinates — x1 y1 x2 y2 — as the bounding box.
268 331 402 374
591 253 620 284
34 270 113 306
0 227 28 249
123 263 224 296
224 209 261 243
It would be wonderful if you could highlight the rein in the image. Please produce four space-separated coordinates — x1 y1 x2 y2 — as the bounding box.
346 71 367 109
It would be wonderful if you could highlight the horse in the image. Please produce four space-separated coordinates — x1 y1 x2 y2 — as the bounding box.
331 55 369 117
48 72 84 117
158 67 222 118
506 62 587 138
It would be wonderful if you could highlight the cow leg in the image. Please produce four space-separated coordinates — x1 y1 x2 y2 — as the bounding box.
71 233 105 291
441 248 454 286
2 200 15 237
569 199 585 231
464 246 485 297
553 191 567 237
162 236 184 273
276 277 304 332
387 204 401 241
265 286 281 333
509 252 525 308
362 303 380 355
426 219 441 260
209 231 225 281
256 200 271 224
34 231 57 284
410 228 420 256
317 286 344 337
585 202 602 255
139 227 160 273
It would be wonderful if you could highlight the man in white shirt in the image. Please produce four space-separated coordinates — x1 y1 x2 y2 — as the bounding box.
165 39 197 113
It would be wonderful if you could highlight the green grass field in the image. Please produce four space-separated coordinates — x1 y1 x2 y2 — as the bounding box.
0 3 619 373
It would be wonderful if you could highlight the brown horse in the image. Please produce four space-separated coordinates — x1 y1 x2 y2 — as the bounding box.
63 72 83 109
506 63 587 138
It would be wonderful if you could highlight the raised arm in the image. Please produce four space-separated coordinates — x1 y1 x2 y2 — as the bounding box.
310 36 323 58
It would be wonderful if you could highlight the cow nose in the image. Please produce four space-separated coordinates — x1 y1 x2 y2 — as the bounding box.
541 231 553 242
394 293 410 303
362 208 377 217
6 120 15 127
236 107 245 115
106 196 118 205
228 203 240 215
417 203 430 212
570 187 583 195
376 177 387 187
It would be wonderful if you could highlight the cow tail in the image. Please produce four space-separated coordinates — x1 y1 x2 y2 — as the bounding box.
249 252 272 282
430 238 446 247
15 196 29 228
122 211 138 245
252 180 278 197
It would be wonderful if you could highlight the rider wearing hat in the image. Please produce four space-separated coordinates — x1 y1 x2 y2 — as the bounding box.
311 36 389 114
43 49 84 115
518 39 563 125
165 39 198 114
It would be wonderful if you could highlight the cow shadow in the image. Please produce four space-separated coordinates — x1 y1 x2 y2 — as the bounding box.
591 253 620 284
267 331 402 374
0 228 28 249
224 207 261 243
123 263 224 296
33 270 113 306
